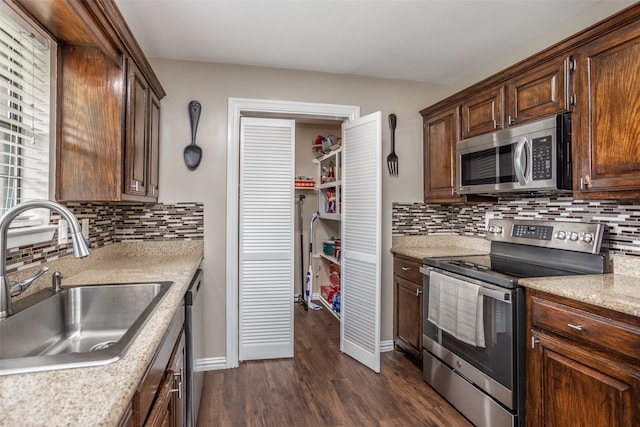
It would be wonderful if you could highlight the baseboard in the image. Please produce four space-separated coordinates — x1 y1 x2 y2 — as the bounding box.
199 340 394 372
380 340 394 352
195 357 227 371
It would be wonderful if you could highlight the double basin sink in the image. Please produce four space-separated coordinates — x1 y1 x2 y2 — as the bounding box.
0 281 172 376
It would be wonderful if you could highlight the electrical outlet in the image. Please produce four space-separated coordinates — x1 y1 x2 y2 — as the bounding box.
485 213 494 229
58 219 68 244
82 218 90 239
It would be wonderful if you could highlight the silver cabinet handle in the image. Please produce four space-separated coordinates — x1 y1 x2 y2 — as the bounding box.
130 180 140 191
567 323 583 332
416 288 423 297
531 336 540 349
401 267 411 271
170 367 183 398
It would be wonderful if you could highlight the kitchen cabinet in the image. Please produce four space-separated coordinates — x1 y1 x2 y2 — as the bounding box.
8 0 165 202
460 85 503 139
146 333 185 427
422 105 463 203
504 56 571 127
572 20 640 200
461 57 570 140
125 58 162 201
130 305 185 427
526 290 640 427
419 3 640 201
393 255 423 363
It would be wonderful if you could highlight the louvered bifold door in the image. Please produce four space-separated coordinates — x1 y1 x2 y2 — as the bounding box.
340 112 382 372
239 117 295 360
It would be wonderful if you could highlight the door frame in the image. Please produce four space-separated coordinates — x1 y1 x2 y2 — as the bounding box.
226 98 360 367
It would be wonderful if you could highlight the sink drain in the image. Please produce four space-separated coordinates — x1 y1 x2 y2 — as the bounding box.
90 341 116 352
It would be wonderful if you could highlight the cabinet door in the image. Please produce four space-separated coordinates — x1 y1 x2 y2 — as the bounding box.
423 106 463 202
505 57 570 126
528 330 640 427
125 59 148 197
460 85 503 139
572 25 640 199
148 91 161 199
394 275 423 360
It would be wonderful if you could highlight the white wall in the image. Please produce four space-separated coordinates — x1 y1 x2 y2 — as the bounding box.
153 59 450 360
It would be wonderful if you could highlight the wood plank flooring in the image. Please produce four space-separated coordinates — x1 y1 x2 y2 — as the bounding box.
197 303 473 426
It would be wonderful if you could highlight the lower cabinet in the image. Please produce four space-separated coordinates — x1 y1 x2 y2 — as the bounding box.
146 332 185 427
118 305 186 427
393 255 423 363
526 290 640 427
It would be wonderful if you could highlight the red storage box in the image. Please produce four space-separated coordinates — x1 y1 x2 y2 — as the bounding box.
321 285 337 304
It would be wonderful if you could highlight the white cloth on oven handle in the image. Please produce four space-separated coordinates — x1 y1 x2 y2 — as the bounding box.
427 271 486 348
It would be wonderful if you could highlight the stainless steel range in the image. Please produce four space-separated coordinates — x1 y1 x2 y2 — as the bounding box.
420 219 607 427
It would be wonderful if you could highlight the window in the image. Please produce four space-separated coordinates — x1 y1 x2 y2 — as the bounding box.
0 8 51 231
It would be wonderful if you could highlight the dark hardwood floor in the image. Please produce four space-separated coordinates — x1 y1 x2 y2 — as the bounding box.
197 303 472 426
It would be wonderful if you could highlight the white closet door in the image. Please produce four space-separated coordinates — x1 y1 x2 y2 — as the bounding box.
340 111 382 372
239 117 295 361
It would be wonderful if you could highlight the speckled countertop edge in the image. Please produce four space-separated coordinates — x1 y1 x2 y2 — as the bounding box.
0 241 204 427
390 234 491 260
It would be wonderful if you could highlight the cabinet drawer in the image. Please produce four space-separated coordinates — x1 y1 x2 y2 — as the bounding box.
531 296 640 362
394 256 422 283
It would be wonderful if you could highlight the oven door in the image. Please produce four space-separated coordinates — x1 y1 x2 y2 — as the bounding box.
421 266 524 410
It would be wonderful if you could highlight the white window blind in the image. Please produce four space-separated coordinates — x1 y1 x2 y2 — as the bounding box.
0 10 50 226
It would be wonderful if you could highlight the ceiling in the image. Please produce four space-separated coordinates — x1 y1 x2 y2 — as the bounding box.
114 0 621 86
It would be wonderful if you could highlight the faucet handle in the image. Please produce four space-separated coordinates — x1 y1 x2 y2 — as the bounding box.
9 267 49 297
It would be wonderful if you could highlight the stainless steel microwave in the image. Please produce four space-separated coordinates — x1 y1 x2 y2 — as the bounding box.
456 113 572 194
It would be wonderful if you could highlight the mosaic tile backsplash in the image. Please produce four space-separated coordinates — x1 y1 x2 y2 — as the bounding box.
7 202 204 273
392 196 640 257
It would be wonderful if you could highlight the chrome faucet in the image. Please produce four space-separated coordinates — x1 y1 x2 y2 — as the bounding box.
0 200 91 318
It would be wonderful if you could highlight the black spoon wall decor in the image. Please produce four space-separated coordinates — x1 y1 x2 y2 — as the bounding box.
184 100 202 170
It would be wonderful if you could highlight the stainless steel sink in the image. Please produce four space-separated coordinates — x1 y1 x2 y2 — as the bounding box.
0 282 173 376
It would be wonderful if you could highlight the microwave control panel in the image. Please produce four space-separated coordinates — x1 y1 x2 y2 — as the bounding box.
531 135 552 181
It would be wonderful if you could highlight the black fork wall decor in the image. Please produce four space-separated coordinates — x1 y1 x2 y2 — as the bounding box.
387 113 398 177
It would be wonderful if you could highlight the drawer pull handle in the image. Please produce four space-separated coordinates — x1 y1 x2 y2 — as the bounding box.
567 323 583 331
416 288 423 297
401 267 411 271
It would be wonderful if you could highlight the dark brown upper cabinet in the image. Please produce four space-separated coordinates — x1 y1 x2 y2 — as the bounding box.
460 85 503 139
7 0 165 202
422 105 464 203
504 56 571 126
572 20 640 200
420 2 640 201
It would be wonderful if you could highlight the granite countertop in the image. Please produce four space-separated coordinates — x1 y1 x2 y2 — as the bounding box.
520 253 640 318
0 241 204 427
390 234 491 260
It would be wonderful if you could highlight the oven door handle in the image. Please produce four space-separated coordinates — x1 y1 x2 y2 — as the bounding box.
480 287 511 302
421 266 511 303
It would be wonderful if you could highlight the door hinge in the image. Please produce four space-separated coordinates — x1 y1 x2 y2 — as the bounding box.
568 57 577 72
569 94 577 107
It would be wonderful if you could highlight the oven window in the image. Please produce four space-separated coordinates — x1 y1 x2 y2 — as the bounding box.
424 290 515 389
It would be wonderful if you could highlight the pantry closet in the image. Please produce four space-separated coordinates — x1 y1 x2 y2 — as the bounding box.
229 99 381 372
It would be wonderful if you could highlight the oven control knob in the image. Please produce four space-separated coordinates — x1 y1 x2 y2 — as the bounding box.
570 232 579 241
583 233 594 243
488 226 495 233
494 226 503 234
556 231 567 240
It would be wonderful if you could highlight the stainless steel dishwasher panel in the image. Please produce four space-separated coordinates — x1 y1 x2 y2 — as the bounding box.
185 269 203 427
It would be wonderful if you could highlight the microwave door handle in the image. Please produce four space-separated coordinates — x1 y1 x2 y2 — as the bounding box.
514 137 530 185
